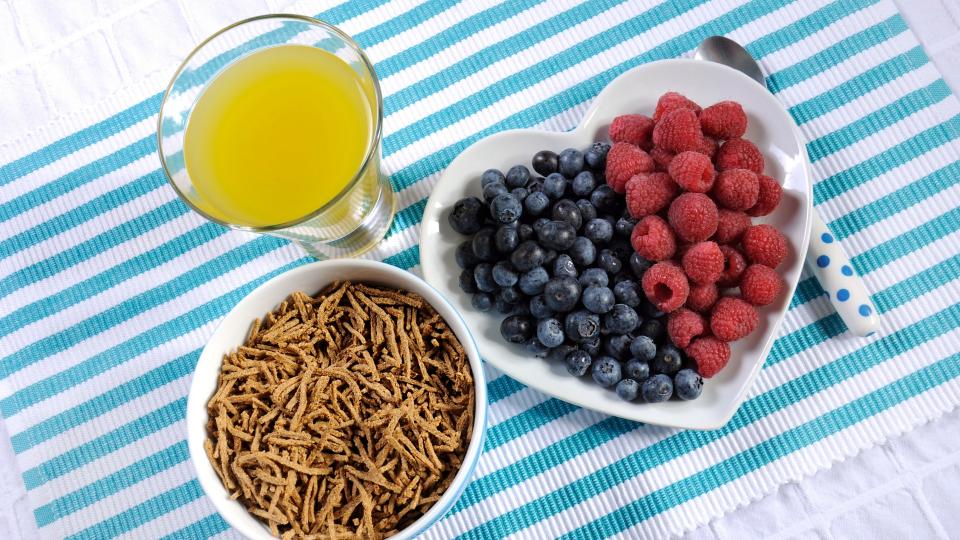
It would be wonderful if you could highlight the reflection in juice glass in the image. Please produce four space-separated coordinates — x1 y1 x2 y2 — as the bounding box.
158 15 395 259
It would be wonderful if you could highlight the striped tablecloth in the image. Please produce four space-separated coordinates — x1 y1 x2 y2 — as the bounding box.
2 0 959 538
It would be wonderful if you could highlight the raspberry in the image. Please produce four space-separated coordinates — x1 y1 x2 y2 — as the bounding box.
653 91 702 121
681 241 724 284
609 114 654 150
740 264 784 306
652 109 702 153
650 147 675 169
746 174 783 217
667 308 706 348
686 282 719 313
715 138 764 173
667 193 718 243
696 135 718 159
700 101 748 139
710 297 759 342
631 215 677 261
714 209 751 244
742 224 787 269
668 151 715 193
606 142 654 193
712 169 760 211
625 172 678 218
641 261 690 313
685 336 730 378
717 245 747 287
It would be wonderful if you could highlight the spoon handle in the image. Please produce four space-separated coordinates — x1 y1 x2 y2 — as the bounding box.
805 212 879 336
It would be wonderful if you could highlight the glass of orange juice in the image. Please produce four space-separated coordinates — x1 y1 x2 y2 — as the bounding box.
158 15 395 259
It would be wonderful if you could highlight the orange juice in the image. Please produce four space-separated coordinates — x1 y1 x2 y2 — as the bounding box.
183 44 375 227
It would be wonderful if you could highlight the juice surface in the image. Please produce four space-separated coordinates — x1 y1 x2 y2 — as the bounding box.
183 44 373 227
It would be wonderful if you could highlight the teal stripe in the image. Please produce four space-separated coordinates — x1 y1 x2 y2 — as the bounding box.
35 441 188 526
488 375 525 403
566 351 960 538
351 0 459 48
814 114 960 204
10 350 198 453
857 205 960 275
23 398 185 489
807 79 951 162
66 480 204 540
160 513 229 540
387 198 427 237
765 12 904 94
457 301 960 537
383 244 419 269
2 259 306 419
485 398 578 450
743 0 876 59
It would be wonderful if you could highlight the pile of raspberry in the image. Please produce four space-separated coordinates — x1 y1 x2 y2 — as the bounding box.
607 92 787 379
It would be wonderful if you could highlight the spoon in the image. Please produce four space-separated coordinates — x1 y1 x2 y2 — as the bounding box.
695 36 879 337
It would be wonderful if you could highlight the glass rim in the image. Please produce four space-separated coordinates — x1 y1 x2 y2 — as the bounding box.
156 13 385 233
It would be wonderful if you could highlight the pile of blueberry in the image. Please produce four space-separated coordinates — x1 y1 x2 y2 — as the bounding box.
449 145 703 402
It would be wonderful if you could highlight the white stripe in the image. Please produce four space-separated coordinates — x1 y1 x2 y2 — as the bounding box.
117 498 230 540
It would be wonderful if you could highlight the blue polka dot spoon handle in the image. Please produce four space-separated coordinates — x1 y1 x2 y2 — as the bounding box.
807 213 879 336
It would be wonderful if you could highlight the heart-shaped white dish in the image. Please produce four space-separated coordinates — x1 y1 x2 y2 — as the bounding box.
420 59 811 429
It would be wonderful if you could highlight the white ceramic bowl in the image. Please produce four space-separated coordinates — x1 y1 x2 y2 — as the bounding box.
186 259 487 539
420 59 812 430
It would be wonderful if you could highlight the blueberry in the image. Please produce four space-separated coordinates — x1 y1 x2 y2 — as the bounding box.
637 318 665 342
575 199 598 221
512 301 531 317
517 223 535 242
558 148 585 177
471 227 497 261
490 193 522 224
481 169 505 187
597 249 623 275
500 315 534 343
547 343 579 364
544 276 582 313
482 182 509 203
674 369 703 401
629 252 652 279
568 237 597 267
606 239 633 265
553 254 578 279
604 333 633 360
613 280 642 308
543 173 567 199
610 271 633 287
584 141 611 170
473 263 497 292
495 296 514 314
625 358 650 381
498 285 522 304
603 304 639 334
565 349 593 377
523 191 550 216
590 184 624 215
525 338 549 357
615 378 640 401
629 335 657 361
455 240 479 269
639 301 665 320
543 249 559 265
537 318 565 348
551 199 583 230
571 171 596 196
652 344 683 375
495 225 519 253
615 216 637 239
532 150 559 176
511 187 529 201
492 261 518 287
582 286 616 314
580 335 602 356
564 310 601 343
529 294 555 319
578 268 609 288
591 356 622 387
510 241 547 272
584 218 614 245
506 165 531 189
536 220 577 251
641 374 673 403
459 268 478 293
471 292 493 311
518 266 549 295
448 197 485 235
526 177 544 192
533 217 550 234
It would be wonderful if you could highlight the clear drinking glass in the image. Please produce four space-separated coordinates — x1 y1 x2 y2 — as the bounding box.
157 15 395 259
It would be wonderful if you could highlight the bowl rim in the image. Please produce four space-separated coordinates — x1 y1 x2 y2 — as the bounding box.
185 259 488 539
